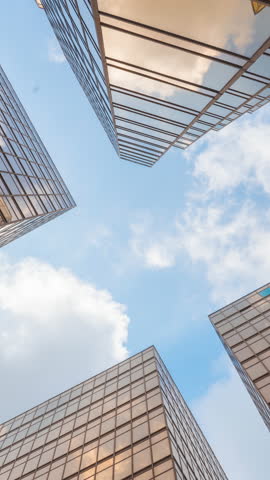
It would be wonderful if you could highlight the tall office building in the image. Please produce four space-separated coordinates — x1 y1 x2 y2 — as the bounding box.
0 346 228 480
0 65 75 247
36 0 270 166
209 284 270 431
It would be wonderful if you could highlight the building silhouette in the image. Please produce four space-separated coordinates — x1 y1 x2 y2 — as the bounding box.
0 346 228 480
209 284 270 431
0 65 75 247
36 0 270 166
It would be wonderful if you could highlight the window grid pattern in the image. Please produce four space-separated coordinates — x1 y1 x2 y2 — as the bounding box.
41 0 118 154
0 347 227 480
210 283 270 431
0 65 75 247
96 3 270 166
154 352 227 480
39 1 270 167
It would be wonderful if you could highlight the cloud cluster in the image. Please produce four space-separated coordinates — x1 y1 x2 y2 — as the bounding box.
0 255 129 421
130 113 270 305
125 99 270 480
189 114 270 194
130 201 270 303
129 221 177 269
178 201 270 303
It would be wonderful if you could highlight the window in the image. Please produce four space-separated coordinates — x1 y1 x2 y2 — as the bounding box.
259 287 270 297
81 446 97 469
152 438 170 463
133 447 151 473
246 363 267 380
114 457 132 480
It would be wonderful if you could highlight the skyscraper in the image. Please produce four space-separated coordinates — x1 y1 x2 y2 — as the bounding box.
0 346 228 480
0 65 75 247
209 284 270 431
37 0 270 166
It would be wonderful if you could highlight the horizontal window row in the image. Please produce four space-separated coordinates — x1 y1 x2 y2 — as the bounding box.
0 194 69 223
0 169 68 200
0 423 170 480
0 134 55 169
216 308 270 336
225 326 270 350
232 336 270 363
0 115 47 159
211 293 269 325
0 119 46 154
0 391 163 468
1 349 155 437
0 372 159 451
222 313 270 340
0 84 31 119
0 211 64 248
0 108 41 147
0 149 66 185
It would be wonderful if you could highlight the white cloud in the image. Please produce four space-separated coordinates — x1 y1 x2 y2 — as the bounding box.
129 113 270 305
126 111 270 478
176 201 270 303
188 114 270 194
192 356 270 480
0 255 129 421
86 224 112 248
130 201 270 304
129 221 176 269
48 38 66 64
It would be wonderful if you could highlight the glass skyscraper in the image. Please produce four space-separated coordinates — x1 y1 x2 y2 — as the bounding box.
36 0 270 166
209 284 270 431
0 65 75 247
0 347 227 480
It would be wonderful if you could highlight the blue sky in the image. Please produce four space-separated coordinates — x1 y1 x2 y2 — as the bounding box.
1 2 270 479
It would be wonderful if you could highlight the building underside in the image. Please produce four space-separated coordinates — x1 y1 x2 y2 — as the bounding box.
39 0 270 167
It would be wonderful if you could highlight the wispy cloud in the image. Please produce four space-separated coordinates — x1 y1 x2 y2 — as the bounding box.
130 220 177 269
87 224 112 248
186 112 270 195
0 255 129 421
129 113 270 305
48 37 66 64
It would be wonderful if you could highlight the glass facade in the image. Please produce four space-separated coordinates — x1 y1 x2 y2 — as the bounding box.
40 0 118 155
38 0 270 167
209 284 270 431
0 347 227 480
0 65 75 247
